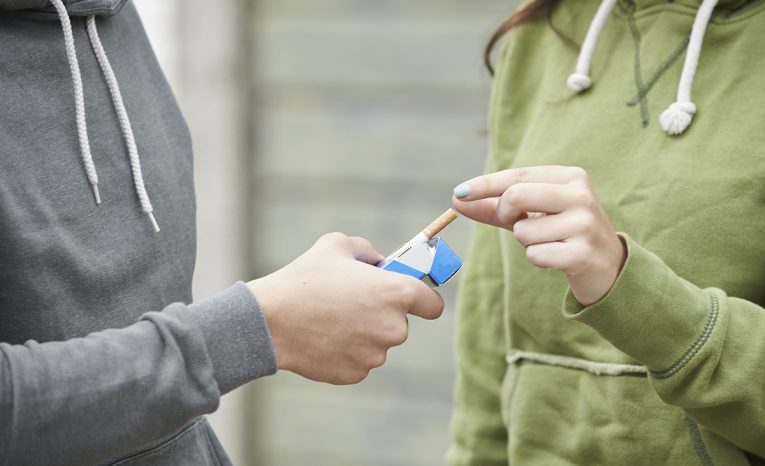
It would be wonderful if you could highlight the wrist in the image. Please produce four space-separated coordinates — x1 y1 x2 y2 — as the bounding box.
570 234 627 306
247 275 293 372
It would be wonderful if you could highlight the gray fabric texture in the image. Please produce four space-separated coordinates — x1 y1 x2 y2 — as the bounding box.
0 1 277 465
0 0 127 17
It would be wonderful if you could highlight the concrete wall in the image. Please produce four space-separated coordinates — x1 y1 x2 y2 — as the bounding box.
248 1 511 465
134 1 516 464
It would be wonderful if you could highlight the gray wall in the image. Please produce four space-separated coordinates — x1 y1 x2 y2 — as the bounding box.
248 1 512 465
136 1 516 464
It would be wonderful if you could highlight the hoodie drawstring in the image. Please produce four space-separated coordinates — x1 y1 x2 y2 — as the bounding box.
86 16 160 232
51 0 101 205
51 0 160 232
566 0 619 93
567 0 719 136
659 0 719 136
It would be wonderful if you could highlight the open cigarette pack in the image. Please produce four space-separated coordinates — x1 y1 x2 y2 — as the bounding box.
381 237 462 287
378 209 462 287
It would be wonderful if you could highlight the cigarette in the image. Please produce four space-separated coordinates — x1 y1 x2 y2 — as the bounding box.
381 208 459 265
422 208 458 239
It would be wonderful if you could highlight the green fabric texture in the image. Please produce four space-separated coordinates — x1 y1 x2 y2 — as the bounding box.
447 0 765 464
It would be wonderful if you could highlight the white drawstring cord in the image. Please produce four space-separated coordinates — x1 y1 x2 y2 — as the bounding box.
567 0 619 93
86 16 160 232
659 0 719 135
51 0 101 205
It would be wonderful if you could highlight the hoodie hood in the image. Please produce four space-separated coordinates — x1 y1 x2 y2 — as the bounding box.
565 0 753 136
0 0 127 17
632 0 751 9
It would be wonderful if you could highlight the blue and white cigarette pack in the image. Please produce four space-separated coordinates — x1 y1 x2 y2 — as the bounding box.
380 237 462 287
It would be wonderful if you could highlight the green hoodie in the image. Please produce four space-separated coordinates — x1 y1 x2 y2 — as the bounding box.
447 0 765 464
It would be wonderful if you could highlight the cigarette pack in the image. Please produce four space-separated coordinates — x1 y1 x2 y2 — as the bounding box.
380 237 462 287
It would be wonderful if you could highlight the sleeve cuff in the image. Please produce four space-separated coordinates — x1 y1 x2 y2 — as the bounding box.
187 282 277 394
562 233 719 374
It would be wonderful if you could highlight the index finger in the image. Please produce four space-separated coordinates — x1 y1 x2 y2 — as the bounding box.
453 166 587 201
348 236 385 265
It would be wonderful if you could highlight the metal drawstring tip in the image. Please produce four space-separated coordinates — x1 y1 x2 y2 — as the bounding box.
92 184 102 205
147 211 160 233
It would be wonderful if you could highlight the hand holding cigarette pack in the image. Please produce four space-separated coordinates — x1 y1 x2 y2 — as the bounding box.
378 208 462 287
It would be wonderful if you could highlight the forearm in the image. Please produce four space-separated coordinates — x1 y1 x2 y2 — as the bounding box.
0 282 276 466
564 234 765 456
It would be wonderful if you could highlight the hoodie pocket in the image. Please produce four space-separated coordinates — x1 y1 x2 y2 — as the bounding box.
502 359 753 465
105 418 230 466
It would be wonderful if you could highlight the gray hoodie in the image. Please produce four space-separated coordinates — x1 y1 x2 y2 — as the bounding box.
0 1 276 464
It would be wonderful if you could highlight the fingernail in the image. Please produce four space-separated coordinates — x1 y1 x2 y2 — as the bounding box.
453 183 471 199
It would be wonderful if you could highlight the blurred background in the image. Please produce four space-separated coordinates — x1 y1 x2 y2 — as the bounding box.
133 1 515 464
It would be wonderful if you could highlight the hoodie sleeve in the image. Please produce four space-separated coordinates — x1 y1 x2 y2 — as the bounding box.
0 282 277 466
563 234 765 458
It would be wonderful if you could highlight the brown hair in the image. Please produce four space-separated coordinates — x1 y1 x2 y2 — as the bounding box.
484 0 577 75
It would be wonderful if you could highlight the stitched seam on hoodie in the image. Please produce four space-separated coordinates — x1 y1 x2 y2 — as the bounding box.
506 351 648 376
622 0 694 128
614 0 765 23
110 418 205 465
651 292 720 380
201 420 224 466
685 417 715 466
505 364 523 457
626 37 690 108
624 2 651 128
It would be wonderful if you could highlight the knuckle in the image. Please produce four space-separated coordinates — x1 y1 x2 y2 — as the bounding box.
570 216 592 236
391 321 409 346
496 202 514 226
512 220 531 244
505 184 523 205
331 369 357 386
352 236 374 250
525 245 545 266
321 231 347 245
567 244 592 272
513 167 528 184
571 188 594 209
480 176 493 195
380 317 408 346
579 210 598 232
397 279 419 309
352 369 370 384
568 166 589 181
368 351 387 369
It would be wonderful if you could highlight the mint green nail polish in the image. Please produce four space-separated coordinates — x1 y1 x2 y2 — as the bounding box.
454 184 471 199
